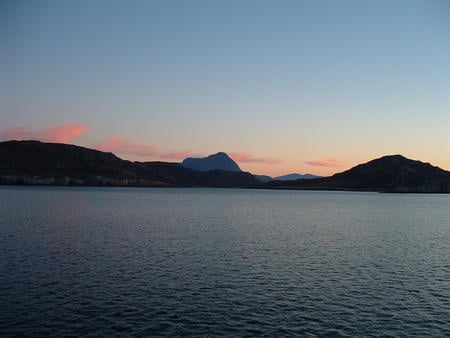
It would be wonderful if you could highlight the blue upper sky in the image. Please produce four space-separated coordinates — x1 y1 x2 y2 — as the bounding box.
1 0 449 175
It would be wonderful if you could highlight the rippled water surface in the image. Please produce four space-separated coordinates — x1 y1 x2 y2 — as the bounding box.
1 186 449 336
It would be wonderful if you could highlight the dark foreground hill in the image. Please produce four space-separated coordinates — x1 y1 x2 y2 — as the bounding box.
2 141 449 192
0 141 259 187
268 155 450 193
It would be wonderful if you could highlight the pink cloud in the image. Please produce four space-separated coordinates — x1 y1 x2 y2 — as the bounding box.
96 135 158 157
229 152 281 164
95 135 201 161
0 123 90 143
42 124 91 143
306 157 340 167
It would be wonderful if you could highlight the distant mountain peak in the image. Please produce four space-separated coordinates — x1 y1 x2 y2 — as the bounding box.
182 152 242 172
375 154 408 163
209 152 229 158
273 173 322 181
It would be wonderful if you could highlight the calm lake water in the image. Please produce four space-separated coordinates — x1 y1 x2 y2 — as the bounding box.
0 186 449 336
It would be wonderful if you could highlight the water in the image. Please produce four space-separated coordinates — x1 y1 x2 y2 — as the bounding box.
0 186 449 337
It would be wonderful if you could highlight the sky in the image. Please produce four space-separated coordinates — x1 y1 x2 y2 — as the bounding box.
1 0 449 176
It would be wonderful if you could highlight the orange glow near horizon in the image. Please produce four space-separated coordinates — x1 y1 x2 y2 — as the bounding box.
1 122 449 178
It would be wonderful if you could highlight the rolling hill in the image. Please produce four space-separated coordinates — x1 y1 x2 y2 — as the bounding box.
0 141 259 187
268 155 450 193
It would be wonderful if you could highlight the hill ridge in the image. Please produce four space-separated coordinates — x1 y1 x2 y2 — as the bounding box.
1 141 449 192
0 140 259 187
269 155 450 193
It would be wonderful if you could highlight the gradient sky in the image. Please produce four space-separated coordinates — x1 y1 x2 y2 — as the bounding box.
1 0 449 176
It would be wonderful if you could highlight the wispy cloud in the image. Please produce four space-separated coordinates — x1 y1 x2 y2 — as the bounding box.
96 135 158 157
0 123 90 143
96 136 200 161
306 157 340 167
0 122 282 165
229 152 281 164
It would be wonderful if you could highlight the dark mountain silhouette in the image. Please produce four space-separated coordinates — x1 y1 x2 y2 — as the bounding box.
182 152 241 172
0 141 259 187
268 155 450 193
254 174 273 183
273 173 321 181
254 173 321 183
2 142 449 192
